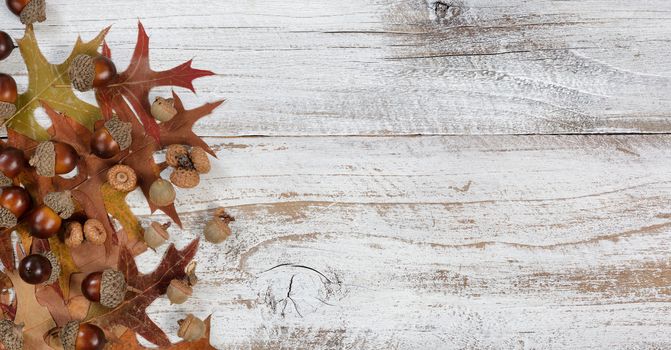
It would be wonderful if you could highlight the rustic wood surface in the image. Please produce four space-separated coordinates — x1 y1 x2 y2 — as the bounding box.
2 0 671 349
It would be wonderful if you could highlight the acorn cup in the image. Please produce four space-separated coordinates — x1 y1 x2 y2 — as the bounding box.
0 319 23 350
6 0 46 24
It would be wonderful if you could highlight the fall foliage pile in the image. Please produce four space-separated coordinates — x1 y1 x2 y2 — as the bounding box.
0 2 227 349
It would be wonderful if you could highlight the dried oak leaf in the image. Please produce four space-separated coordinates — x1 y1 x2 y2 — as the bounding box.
5 24 108 140
96 21 214 143
85 240 200 347
108 316 216 350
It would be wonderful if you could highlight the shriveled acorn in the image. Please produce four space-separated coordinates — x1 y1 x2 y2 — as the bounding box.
0 319 23 350
0 73 17 120
204 208 234 244
81 269 127 308
148 179 176 207
59 321 106 350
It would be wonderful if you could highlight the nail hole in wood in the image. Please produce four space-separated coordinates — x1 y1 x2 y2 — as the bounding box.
435 1 450 18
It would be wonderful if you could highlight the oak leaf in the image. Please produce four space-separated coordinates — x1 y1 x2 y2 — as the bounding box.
108 316 216 350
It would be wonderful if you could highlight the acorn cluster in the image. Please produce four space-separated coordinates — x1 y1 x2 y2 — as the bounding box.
0 2 231 349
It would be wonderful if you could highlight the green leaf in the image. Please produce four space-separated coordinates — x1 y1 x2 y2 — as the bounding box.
6 25 109 140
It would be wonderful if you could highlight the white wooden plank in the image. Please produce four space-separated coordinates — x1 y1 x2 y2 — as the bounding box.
125 135 671 349
1 0 671 136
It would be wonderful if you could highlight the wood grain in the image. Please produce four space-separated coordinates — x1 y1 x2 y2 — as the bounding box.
126 136 671 349
1 0 671 136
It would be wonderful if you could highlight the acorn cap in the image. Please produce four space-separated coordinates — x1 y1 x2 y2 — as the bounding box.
0 101 16 120
170 168 200 189
0 207 17 228
190 147 211 174
59 320 79 350
166 145 188 168
19 0 46 25
104 117 132 151
44 191 75 219
101 269 127 308
69 54 95 92
0 172 12 187
107 164 137 192
43 251 61 285
29 141 56 177
0 319 23 350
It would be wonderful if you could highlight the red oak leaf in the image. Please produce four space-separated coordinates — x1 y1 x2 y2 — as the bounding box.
86 240 199 347
96 22 215 142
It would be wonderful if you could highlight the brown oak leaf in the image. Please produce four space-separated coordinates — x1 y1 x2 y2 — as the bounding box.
108 316 216 350
85 240 199 347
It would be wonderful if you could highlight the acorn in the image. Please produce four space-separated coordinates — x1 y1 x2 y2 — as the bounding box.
90 117 132 159
27 205 62 239
83 218 106 245
144 221 170 249
69 54 117 92
29 141 78 177
107 164 137 192
148 179 176 207
81 269 127 308
0 31 14 61
185 260 198 286
204 208 234 244
166 279 192 305
0 186 31 228
177 314 205 342
170 168 200 188
6 0 46 24
59 321 106 350
0 73 17 120
64 221 83 248
151 97 177 122
0 147 27 178
0 319 23 350
18 252 60 285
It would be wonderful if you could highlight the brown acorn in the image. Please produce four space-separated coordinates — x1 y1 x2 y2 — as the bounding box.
0 186 31 228
6 0 46 24
151 97 177 122
59 321 106 350
166 279 192 305
0 147 27 178
29 141 78 177
0 319 23 350
90 117 132 159
144 221 170 249
0 31 14 61
148 179 176 207
18 252 60 285
177 314 206 342
107 164 137 192
0 73 17 120
204 208 234 244
81 269 127 308
27 204 62 239
69 54 117 92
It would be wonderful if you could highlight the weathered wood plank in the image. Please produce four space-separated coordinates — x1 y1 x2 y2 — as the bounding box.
2 0 671 136
126 135 671 349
